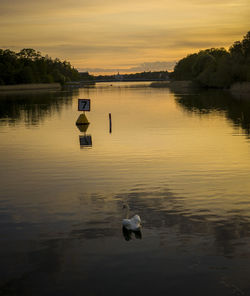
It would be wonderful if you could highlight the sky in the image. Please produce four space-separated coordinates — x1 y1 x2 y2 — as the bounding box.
0 0 249 74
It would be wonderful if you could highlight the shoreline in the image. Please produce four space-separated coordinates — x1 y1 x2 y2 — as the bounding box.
150 80 250 95
230 82 250 94
0 83 61 92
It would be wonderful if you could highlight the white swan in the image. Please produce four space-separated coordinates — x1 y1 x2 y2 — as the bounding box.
122 214 141 231
122 204 141 231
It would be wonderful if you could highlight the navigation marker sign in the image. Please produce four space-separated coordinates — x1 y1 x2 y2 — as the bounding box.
78 99 90 112
76 99 91 125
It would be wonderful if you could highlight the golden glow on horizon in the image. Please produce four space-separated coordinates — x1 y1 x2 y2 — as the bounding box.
0 0 249 73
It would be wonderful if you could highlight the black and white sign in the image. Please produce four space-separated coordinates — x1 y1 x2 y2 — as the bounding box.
78 99 90 111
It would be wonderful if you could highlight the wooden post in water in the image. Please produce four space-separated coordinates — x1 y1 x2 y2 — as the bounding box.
109 113 112 134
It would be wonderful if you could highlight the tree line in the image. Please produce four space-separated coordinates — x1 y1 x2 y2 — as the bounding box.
0 48 81 85
94 71 169 81
171 31 250 88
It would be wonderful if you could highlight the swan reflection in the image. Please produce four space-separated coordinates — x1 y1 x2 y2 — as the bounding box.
122 226 142 241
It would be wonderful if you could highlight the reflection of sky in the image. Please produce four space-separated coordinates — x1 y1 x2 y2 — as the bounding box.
1 84 250 295
0 0 249 73
1 83 250 218
1 185 250 295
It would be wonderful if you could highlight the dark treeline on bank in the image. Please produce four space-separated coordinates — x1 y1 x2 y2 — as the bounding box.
0 47 169 86
171 31 250 88
0 48 80 85
2 31 249 89
93 71 169 82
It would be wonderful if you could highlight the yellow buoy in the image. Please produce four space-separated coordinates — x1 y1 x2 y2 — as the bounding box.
76 113 89 125
76 123 89 133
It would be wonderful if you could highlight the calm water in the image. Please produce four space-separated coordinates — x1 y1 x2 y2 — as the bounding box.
1 82 250 295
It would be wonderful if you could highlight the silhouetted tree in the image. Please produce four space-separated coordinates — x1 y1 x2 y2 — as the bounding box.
0 48 81 85
172 31 250 88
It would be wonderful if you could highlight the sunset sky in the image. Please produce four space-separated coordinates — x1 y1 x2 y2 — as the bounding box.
0 0 249 74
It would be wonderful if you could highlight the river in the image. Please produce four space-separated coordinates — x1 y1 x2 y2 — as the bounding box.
0 82 250 295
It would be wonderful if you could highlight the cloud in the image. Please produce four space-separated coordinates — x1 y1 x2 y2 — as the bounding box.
79 61 177 74
127 61 177 72
0 0 249 71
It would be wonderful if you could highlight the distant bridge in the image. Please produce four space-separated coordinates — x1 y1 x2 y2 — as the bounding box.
94 78 169 83
65 78 169 87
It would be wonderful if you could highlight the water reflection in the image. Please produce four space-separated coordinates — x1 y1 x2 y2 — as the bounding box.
122 227 142 241
76 122 92 148
1 83 250 295
0 90 78 126
115 186 250 258
79 135 92 147
1 185 246 295
76 122 89 133
175 90 250 136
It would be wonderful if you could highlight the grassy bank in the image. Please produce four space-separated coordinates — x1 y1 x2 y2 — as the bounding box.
151 80 250 96
230 82 250 94
168 80 194 90
149 81 170 88
150 80 195 91
0 83 61 92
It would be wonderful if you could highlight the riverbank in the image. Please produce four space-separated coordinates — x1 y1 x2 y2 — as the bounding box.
230 82 250 94
150 80 195 91
149 81 170 87
0 83 61 92
150 80 250 96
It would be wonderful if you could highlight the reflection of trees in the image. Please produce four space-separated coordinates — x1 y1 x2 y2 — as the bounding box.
0 90 78 126
175 90 250 136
